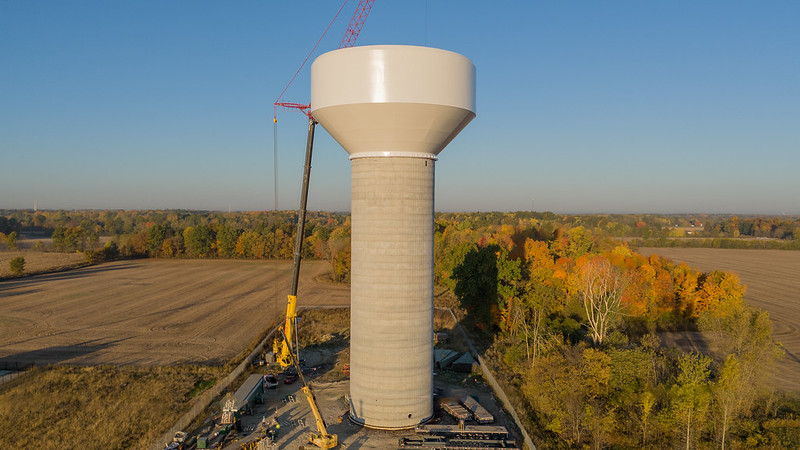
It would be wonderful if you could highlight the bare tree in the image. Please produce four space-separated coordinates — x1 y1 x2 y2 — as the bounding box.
578 258 626 345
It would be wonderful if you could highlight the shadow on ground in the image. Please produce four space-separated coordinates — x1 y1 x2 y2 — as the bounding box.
0 261 142 289
0 337 131 366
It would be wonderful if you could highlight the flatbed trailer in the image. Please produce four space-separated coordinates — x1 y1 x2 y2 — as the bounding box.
399 435 519 449
415 424 511 440
441 399 471 422
460 396 494 424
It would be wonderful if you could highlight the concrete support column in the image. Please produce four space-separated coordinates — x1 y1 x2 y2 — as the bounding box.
348 155 435 429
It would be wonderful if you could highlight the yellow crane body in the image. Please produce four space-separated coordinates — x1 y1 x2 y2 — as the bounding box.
273 294 297 368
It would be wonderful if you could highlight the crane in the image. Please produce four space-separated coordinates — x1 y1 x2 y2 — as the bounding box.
272 0 374 210
339 0 375 49
273 0 375 369
282 329 338 449
272 116 315 369
271 2 375 448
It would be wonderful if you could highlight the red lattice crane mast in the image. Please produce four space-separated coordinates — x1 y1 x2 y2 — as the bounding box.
339 0 375 49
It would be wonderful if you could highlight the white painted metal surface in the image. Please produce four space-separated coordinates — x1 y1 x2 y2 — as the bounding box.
311 45 475 158
311 45 475 429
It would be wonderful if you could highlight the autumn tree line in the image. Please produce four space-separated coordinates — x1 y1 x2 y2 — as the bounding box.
636 215 800 250
1 209 798 258
703 215 800 240
1 209 799 445
0 210 353 281
434 216 794 448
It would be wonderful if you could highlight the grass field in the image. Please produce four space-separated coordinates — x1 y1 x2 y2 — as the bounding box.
639 248 800 393
0 259 349 366
0 365 222 449
0 251 87 278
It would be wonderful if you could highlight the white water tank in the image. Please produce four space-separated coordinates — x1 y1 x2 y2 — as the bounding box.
311 45 475 429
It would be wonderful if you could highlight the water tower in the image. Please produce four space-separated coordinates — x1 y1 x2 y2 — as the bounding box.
311 45 475 429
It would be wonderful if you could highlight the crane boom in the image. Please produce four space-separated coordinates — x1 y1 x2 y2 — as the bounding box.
339 0 375 48
280 330 337 449
268 3 376 447
274 117 315 368
272 118 337 449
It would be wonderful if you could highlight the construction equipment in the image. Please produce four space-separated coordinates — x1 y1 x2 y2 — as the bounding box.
407 424 519 449
164 431 187 450
269 2 377 446
240 437 273 450
282 329 338 449
441 399 471 422
273 116 316 369
271 117 336 449
273 0 375 369
339 0 375 49
460 396 494 424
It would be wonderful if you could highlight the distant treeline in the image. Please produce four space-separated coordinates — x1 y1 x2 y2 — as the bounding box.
1 211 799 264
701 215 800 240
633 236 800 250
0 210 353 281
2 210 798 239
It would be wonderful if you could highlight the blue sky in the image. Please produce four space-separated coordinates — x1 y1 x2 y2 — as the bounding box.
1 1 798 214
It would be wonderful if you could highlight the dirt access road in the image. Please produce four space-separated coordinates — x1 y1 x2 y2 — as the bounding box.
0 259 349 366
639 248 800 393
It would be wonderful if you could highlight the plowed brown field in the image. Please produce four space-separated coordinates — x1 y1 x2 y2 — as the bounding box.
639 248 800 393
0 259 349 366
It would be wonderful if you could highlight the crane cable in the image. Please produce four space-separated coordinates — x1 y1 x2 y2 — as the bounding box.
273 0 350 120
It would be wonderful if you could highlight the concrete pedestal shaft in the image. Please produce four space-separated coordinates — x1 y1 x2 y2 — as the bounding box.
348 155 434 429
